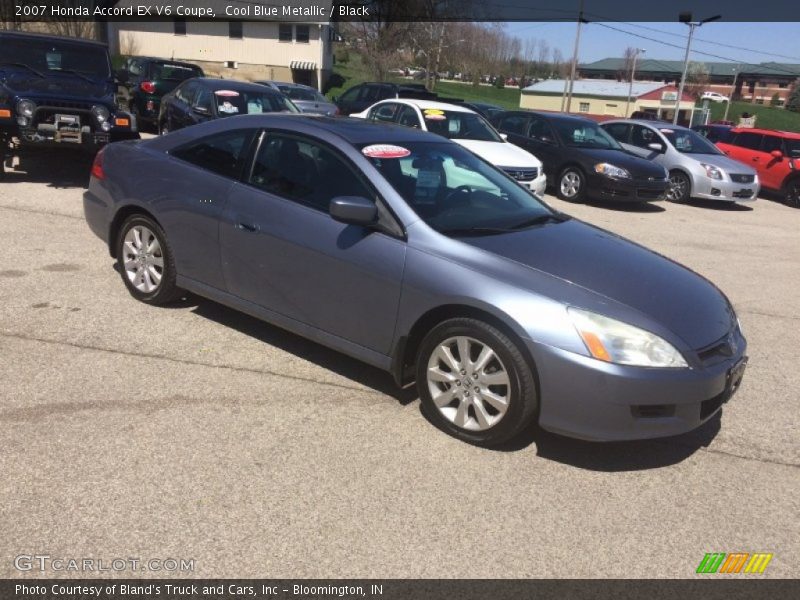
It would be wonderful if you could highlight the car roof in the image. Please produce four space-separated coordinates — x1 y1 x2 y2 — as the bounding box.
0 29 107 47
729 127 800 139
142 58 201 67
385 99 475 113
196 78 283 93
205 114 451 145
603 119 691 132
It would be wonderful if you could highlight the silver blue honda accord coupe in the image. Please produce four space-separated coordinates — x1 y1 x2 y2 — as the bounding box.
83 115 747 446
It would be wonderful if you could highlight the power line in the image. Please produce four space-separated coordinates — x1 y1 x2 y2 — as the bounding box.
592 21 800 78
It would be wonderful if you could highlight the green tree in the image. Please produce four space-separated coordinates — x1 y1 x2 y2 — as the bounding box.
786 80 800 112
770 92 781 107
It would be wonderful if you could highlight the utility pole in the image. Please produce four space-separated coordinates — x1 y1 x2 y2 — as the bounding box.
624 48 646 117
723 64 739 122
673 12 721 125
564 0 585 113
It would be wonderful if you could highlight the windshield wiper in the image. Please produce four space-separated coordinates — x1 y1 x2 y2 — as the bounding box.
0 62 44 78
438 226 517 236
51 68 94 83
508 213 570 230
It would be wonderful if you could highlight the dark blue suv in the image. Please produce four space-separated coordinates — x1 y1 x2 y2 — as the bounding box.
1 30 138 174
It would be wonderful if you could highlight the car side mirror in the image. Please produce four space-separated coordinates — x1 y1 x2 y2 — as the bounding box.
329 196 378 227
193 105 210 116
770 149 784 159
500 133 508 141
648 142 664 152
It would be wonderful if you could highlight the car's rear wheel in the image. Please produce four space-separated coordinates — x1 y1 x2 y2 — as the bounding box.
416 318 538 446
784 178 800 208
557 167 586 202
116 215 183 305
666 170 691 202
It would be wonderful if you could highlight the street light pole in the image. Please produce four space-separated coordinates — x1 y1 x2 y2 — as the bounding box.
673 12 721 125
723 65 739 122
624 48 645 117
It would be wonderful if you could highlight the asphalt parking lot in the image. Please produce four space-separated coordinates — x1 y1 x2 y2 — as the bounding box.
0 148 798 579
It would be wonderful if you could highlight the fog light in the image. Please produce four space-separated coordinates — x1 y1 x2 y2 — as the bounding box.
711 188 721 196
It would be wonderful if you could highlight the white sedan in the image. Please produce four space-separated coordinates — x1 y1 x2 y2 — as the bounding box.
701 91 729 103
351 99 547 196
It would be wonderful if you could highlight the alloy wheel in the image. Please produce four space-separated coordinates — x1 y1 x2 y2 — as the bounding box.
560 171 581 198
787 181 800 208
122 225 164 293
426 336 510 431
667 173 688 201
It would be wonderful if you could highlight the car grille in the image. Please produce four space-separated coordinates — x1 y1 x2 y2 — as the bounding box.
730 173 755 184
501 167 538 181
35 99 95 111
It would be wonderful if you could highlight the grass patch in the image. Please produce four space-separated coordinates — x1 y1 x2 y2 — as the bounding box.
702 100 800 132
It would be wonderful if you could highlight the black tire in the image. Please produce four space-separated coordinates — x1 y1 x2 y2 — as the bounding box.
556 166 587 202
116 214 183 305
666 170 691 203
416 318 538 447
783 178 800 208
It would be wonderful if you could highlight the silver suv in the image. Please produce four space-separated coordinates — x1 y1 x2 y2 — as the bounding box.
601 120 760 203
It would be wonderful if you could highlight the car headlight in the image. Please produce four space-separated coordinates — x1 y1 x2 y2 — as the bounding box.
16 98 35 118
594 163 630 179
568 307 688 368
92 105 110 124
701 163 724 180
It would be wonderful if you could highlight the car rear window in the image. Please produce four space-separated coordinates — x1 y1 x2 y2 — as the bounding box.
149 62 202 81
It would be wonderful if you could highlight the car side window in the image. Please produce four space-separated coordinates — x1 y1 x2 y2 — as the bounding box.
604 123 631 143
194 87 212 111
128 59 145 76
171 129 256 180
339 86 361 104
370 103 399 123
176 82 198 105
528 117 554 142
761 135 783 154
631 125 657 148
397 105 421 128
249 133 374 212
733 132 763 150
498 114 529 135
360 85 382 103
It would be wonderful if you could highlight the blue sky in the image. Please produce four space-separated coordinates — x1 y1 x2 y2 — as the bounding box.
504 22 800 67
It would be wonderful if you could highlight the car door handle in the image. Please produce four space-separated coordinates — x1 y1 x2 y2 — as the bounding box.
237 221 260 233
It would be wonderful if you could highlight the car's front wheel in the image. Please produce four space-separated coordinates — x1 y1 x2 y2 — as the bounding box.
557 167 586 202
666 170 691 202
416 318 538 446
783 177 800 208
116 214 183 304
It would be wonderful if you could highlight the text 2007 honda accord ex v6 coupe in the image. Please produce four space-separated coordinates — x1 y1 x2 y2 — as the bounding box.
84 115 747 446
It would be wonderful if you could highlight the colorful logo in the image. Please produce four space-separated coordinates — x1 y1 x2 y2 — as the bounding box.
696 552 773 574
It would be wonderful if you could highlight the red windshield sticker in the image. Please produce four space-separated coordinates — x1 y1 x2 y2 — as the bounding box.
214 90 240 97
362 144 411 159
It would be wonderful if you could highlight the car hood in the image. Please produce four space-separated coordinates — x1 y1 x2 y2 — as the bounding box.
1 71 112 102
577 147 667 178
457 219 733 349
454 139 543 168
682 152 758 175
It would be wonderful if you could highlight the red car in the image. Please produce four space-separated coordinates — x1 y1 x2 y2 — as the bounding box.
717 128 800 207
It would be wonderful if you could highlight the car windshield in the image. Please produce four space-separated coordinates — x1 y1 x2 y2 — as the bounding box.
421 110 503 142
0 38 110 79
659 128 722 155
363 141 556 235
149 62 202 81
281 87 327 102
213 90 299 116
551 120 622 149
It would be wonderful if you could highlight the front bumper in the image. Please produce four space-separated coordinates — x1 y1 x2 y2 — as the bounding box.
525 173 547 197
589 173 669 202
691 175 760 202
526 332 747 441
